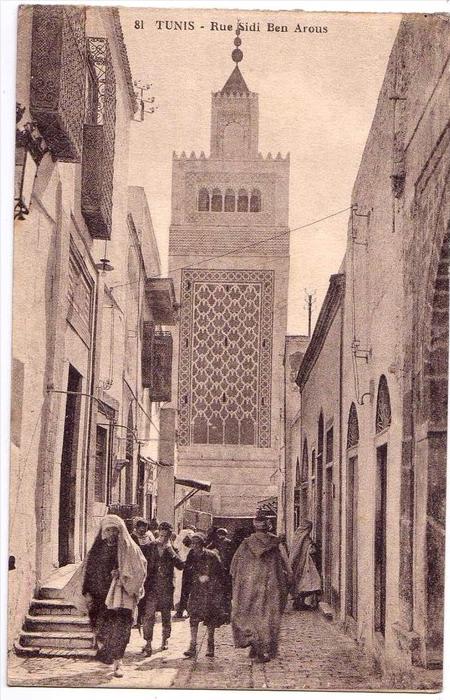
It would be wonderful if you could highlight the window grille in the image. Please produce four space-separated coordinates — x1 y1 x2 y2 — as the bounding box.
376 375 391 433
30 6 86 161
81 37 116 239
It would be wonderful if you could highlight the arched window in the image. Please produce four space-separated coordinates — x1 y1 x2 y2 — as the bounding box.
224 188 235 212
295 457 300 485
347 402 359 449
250 189 261 212
237 188 249 212
376 375 391 433
198 188 210 212
211 188 223 212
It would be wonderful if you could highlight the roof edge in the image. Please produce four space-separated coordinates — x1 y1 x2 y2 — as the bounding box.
296 273 345 391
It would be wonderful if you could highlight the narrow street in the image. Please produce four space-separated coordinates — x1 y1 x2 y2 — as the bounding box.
9 607 385 690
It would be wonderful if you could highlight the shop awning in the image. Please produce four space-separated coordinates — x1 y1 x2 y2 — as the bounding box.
175 477 211 492
174 477 211 510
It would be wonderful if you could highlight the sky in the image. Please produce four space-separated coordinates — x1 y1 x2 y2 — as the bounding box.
121 8 401 335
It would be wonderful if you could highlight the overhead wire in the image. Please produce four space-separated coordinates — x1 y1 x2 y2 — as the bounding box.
108 205 352 291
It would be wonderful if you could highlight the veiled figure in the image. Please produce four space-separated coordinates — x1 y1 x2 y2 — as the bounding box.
289 520 321 610
62 514 147 677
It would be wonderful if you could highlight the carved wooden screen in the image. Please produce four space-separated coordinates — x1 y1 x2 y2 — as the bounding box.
81 37 116 239
376 375 391 433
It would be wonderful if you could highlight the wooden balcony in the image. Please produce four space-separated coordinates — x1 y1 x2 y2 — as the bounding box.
30 7 86 162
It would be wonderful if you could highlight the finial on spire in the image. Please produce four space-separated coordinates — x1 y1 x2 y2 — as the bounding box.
232 22 243 65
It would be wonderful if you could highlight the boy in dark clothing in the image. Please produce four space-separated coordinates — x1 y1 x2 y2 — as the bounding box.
139 521 184 656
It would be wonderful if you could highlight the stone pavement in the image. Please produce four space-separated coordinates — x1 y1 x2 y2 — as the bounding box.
7 606 431 690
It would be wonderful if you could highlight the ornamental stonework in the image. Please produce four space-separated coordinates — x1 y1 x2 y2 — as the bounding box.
178 269 274 448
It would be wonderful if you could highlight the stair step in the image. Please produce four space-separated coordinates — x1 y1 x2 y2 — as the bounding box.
29 598 82 616
14 641 97 659
39 587 71 600
20 629 94 650
24 614 91 633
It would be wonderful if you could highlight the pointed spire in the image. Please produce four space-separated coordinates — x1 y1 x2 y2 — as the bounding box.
220 24 250 95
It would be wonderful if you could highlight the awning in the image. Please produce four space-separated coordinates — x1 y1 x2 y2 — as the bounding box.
174 477 211 511
175 477 211 492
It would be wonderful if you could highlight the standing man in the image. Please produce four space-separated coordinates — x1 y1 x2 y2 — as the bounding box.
230 513 292 663
140 521 184 656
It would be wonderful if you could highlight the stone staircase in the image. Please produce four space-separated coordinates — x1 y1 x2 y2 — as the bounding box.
15 564 96 658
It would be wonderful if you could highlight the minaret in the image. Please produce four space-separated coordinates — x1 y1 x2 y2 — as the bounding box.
210 29 259 160
169 29 290 522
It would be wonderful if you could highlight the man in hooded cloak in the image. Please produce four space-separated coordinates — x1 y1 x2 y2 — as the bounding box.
230 513 292 663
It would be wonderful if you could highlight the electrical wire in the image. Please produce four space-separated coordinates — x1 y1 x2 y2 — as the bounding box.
108 205 352 291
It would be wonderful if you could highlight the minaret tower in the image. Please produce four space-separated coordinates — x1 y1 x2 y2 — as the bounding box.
169 29 290 522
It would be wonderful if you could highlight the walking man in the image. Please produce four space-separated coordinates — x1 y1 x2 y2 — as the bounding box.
182 532 228 658
140 521 184 656
230 513 292 663
207 528 233 618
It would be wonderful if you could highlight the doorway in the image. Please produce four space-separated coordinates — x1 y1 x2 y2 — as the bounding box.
346 455 358 619
374 443 388 635
58 365 82 566
315 414 324 572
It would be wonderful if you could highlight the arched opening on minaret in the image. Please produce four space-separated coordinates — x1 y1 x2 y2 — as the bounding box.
250 189 261 212
224 188 236 212
211 188 223 212
237 188 249 212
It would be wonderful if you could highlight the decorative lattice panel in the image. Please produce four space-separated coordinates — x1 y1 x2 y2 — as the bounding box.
30 6 86 162
178 269 273 447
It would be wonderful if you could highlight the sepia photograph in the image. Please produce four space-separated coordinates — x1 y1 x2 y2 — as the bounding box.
3 0 450 692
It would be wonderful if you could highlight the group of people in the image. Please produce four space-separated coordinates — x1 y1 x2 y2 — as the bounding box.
62 512 321 676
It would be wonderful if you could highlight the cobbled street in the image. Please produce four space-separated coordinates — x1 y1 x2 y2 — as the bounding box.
9 607 390 690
